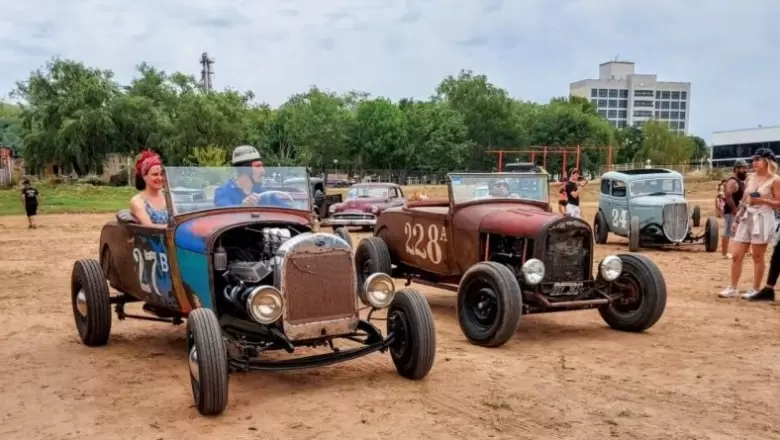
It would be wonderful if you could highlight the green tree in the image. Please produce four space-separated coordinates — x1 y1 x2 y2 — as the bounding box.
639 120 693 165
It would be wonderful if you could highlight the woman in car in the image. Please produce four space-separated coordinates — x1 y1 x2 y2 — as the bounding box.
130 149 168 227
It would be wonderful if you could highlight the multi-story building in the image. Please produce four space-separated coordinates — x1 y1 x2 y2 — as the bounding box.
569 60 691 134
710 125 780 168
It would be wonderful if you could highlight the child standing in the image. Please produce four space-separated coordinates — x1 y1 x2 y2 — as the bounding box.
20 179 41 229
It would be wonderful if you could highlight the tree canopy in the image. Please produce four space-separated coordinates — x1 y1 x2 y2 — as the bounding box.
0 57 706 177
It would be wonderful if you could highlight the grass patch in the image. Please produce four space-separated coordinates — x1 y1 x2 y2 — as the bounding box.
0 184 135 216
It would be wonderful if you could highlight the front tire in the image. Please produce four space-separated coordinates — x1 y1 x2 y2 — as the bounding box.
456 262 522 348
333 227 353 248
187 308 229 416
387 288 436 380
704 216 719 252
71 259 112 347
354 236 393 305
598 254 667 332
692 205 701 227
628 216 640 252
594 211 609 244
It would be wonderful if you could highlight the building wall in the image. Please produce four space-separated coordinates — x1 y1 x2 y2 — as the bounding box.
570 61 691 135
710 125 780 167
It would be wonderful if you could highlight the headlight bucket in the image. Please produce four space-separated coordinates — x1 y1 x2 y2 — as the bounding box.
521 258 545 285
360 273 395 308
599 255 623 282
246 285 284 324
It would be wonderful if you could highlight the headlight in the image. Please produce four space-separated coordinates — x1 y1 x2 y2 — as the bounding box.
329 204 339 213
521 258 545 285
361 273 395 308
370 205 379 214
599 255 623 281
246 286 284 324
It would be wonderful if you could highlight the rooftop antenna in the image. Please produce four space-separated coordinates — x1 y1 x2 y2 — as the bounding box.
199 52 215 92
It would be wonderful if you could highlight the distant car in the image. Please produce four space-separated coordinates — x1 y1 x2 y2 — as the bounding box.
282 177 342 219
70 165 436 416
594 168 717 252
323 182 406 231
355 171 667 348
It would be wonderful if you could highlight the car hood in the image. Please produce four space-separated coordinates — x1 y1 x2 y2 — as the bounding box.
630 194 687 206
456 202 559 237
336 197 386 210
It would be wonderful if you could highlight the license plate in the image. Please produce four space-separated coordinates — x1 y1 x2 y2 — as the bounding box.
549 282 583 297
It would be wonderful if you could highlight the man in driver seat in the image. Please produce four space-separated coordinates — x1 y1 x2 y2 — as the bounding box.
489 180 510 197
214 145 291 208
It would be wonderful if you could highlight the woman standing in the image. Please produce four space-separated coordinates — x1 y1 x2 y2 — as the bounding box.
129 149 168 227
719 148 780 298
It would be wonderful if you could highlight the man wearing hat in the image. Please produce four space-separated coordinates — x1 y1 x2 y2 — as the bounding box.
720 159 748 259
214 145 291 208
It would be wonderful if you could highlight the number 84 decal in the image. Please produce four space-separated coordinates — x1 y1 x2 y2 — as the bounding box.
403 222 447 264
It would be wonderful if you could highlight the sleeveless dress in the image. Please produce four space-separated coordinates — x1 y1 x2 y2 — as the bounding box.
733 174 778 244
144 199 169 225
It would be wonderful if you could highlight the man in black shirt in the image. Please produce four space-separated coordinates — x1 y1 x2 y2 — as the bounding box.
564 168 588 218
721 159 747 259
20 179 41 229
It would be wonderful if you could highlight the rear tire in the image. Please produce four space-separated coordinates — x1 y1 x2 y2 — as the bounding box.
456 262 522 348
187 308 229 416
71 259 112 347
692 205 701 227
387 288 436 380
704 216 719 252
594 211 609 244
599 254 666 332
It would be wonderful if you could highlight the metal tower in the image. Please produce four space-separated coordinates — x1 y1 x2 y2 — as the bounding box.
199 52 215 92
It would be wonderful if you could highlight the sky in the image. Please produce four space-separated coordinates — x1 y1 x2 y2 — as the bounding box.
1 0 778 143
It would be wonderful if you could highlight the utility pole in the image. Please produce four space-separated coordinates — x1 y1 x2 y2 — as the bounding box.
199 52 215 92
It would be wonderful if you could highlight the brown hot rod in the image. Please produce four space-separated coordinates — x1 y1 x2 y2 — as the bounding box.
354 172 667 348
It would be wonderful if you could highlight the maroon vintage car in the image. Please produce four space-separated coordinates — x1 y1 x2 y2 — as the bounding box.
354 171 668 348
322 182 406 231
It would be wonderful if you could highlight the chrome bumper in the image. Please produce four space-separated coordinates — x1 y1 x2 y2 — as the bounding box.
321 217 377 227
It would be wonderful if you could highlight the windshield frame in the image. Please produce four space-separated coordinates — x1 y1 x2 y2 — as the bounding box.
628 177 685 198
447 172 550 206
162 165 313 219
346 184 393 200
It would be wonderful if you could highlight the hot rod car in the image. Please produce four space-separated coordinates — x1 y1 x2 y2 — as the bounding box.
70 166 436 416
323 182 406 231
594 169 717 252
355 171 667 348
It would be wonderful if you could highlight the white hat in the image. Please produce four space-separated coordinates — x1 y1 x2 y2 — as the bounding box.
231 145 261 165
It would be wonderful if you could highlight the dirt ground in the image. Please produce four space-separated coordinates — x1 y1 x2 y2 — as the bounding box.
1 186 779 440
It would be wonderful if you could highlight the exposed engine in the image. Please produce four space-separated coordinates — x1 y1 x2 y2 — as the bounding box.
212 225 299 318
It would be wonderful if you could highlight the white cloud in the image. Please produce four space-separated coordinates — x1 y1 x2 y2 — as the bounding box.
0 0 777 141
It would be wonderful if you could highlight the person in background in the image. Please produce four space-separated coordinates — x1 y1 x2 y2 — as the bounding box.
720 148 780 299
214 145 291 208
20 178 41 229
130 149 168 227
557 177 567 215
720 159 748 259
564 168 588 218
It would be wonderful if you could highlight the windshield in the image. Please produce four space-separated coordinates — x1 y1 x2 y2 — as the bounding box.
449 173 549 204
629 178 684 197
347 185 390 199
164 166 312 215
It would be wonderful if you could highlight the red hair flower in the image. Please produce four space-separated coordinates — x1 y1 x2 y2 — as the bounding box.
135 149 162 177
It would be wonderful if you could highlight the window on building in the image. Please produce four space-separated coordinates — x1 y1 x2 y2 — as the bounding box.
598 99 608 107
634 100 653 108
671 101 680 110
609 89 618 98
654 111 660 118
599 89 608 97
680 101 687 110
655 91 661 99
661 101 670 109
661 91 671 99
670 121 679 129
633 110 653 118
670 111 679 119
608 99 617 108
634 90 654 97
591 99 598 107
618 110 627 118
671 91 680 100
681 91 687 99
591 88 598 98
679 121 685 130
654 101 661 109
608 110 617 118
619 100 628 108
619 89 628 98
679 111 686 120
660 111 669 119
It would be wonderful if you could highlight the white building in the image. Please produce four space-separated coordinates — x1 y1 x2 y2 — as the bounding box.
710 125 780 168
569 60 691 134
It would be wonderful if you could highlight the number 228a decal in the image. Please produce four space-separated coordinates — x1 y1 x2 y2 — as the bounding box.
133 248 170 296
403 222 447 264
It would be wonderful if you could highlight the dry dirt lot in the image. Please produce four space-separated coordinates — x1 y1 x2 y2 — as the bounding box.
1 185 779 440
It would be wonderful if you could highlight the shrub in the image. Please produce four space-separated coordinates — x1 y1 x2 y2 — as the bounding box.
108 169 130 187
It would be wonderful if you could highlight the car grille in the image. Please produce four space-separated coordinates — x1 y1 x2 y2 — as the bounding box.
333 213 375 220
663 202 689 242
543 223 591 283
282 248 357 326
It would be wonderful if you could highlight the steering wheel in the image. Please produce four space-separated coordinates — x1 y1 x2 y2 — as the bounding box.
508 193 521 199
253 190 295 206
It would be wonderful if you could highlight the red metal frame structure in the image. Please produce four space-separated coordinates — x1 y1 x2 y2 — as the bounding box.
487 145 613 178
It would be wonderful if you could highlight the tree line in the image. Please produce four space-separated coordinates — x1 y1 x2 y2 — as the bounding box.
0 57 708 180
